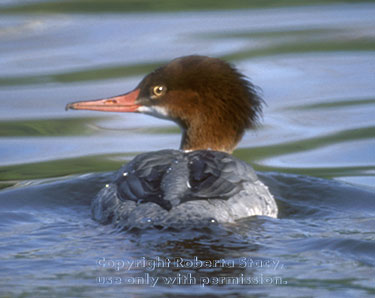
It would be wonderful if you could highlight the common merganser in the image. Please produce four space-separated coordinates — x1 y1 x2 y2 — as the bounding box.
66 55 278 229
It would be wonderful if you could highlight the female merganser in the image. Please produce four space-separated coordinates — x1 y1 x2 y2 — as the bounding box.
66 55 278 228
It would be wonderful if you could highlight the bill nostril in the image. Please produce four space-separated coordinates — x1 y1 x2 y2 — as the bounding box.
106 99 118 104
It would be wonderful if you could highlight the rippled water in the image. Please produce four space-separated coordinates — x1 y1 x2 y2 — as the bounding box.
0 1 374 297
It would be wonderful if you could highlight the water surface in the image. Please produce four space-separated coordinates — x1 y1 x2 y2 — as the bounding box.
0 1 374 297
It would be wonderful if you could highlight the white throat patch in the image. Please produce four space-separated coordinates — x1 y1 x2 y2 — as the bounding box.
137 105 169 120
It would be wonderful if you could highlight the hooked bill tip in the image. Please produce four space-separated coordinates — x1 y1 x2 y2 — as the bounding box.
65 103 75 111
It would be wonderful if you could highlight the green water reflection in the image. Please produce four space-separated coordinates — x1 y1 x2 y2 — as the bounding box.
287 97 375 110
2 0 374 14
2 31 374 87
0 117 102 137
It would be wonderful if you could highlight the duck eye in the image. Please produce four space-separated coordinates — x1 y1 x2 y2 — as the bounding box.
152 85 166 97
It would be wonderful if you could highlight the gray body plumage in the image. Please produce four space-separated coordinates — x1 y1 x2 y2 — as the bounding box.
91 150 278 229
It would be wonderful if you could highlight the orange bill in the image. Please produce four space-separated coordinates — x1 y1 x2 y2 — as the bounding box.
66 89 140 112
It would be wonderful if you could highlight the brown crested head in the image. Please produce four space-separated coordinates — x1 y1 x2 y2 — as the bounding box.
66 55 263 153
135 55 263 153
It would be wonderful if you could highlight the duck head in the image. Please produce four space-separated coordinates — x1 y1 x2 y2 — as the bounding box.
66 55 263 153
